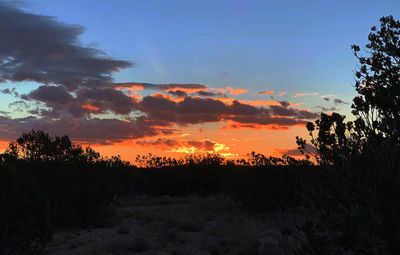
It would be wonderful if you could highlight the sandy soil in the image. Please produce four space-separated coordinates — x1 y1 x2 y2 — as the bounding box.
46 195 312 255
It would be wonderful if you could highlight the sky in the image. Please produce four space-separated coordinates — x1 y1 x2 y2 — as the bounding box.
0 0 399 161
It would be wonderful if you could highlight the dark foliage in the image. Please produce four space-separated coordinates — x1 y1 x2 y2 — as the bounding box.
0 131 133 254
295 16 400 255
352 16 400 144
0 132 316 253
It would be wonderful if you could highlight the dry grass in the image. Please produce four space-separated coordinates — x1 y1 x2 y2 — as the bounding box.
46 195 310 255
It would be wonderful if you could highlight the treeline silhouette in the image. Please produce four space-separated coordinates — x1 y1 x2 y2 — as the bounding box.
0 131 318 254
0 15 399 255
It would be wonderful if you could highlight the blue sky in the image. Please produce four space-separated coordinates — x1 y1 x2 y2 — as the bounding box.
22 0 399 95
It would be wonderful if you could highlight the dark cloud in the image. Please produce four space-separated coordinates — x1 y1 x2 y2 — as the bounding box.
0 110 10 117
139 96 239 124
167 90 188 97
257 90 274 95
0 87 18 96
227 115 306 126
334 98 349 105
196 90 226 98
279 100 290 108
0 115 172 145
22 85 137 117
270 105 318 119
230 100 264 115
315 106 337 112
76 88 136 115
138 95 316 126
1 90 318 144
8 100 28 112
0 2 131 90
25 85 73 105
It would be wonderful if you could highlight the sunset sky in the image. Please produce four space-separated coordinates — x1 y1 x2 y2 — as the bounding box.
0 0 399 162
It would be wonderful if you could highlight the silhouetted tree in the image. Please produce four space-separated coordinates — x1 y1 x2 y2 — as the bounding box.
296 16 400 255
298 16 400 166
4 130 100 163
351 16 400 144
296 113 364 165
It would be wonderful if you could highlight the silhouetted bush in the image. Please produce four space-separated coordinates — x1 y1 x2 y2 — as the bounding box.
0 131 135 253
295 15 400 255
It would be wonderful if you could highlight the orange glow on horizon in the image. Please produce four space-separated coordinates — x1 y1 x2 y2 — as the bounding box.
0 140 9 153
88 123 309 163
0 123 310 164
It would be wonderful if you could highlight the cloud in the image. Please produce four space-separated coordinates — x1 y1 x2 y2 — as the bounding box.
3 78 318 144
137 94 317 128
22 85 137 117
221 71 230 77
0 115 172 145
25 85 73 105
116 82 230 99
136 138 230 154
315 106 337 112
196 90 226 98
115 82 207 93
226 116 307 127
275 144 317 157
225 86 248 95
0 2 132 90
279 101 291 108
139 96 226 124
270 105 317 119
294 92 319 98
0 110 10 117
0 87 19 96
257 90 274 95
167 90 188 98
223 123 291 130
8 100 29 112
76 88 137 115
1 88 318 144
333 98 349 105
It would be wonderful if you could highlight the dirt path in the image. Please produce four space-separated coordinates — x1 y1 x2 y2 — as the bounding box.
46 195 309 255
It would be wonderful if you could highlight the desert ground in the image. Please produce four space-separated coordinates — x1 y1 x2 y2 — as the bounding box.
46 195 315 255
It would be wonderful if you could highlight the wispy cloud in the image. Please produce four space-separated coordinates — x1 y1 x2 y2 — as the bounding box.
274 144 316 157
333 98 349 105
226 87 248 95
257 90 274 95
294 92 319 98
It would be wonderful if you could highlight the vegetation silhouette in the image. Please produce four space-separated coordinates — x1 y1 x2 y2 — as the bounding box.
0 15 399 254
295 15 400 254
